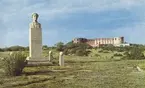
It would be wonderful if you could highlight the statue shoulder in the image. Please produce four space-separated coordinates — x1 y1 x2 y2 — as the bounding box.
29 22 41 28
37 22 41 28
29 23 33 28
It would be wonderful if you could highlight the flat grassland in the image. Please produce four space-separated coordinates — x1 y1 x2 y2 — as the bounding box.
0 50 145 88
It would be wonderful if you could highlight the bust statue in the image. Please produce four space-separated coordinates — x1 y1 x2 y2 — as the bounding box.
30 13 41 28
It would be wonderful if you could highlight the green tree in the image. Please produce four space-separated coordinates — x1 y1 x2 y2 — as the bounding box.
0 48 4 52
8 46 25 51
43 45 48 50
63 41 92 56
124 47 145 60
25 46 29 51
55 42 64 51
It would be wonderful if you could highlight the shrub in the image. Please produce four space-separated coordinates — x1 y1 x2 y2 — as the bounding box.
1 52 27 76
75 49 90 56
94 54 100 57
98 50 109 53
75 49 85 56
124 47 145 60
98 50 103 53
111 56 114 59
103 50 110 53
101 44 115 51
0 48 4 52
69 49 76 54
113 53 123 57
63 49 69 55
123 52 129 56
55 42 64 51
63 41 92 56
117 49 124 52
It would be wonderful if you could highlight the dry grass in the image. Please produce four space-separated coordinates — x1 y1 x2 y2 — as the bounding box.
0 51 145 88
0 54 145 88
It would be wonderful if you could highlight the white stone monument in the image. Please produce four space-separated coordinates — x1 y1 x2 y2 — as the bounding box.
28 13 42 59
59 52 64 66
26 13 53 66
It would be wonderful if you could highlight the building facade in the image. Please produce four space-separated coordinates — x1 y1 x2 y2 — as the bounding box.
73 37 125 47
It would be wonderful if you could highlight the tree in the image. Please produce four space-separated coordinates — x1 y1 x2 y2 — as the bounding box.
101 44 115 52
3 46 25 51
25 46 29 51
0 48 4 52
55 42 64 51
63 41 92 56
124 47 145 60
43 45 48 50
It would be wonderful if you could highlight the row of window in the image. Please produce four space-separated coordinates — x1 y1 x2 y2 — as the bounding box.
87 39 120 41
74 38 123 43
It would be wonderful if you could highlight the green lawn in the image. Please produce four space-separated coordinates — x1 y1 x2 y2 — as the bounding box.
0 55 145 88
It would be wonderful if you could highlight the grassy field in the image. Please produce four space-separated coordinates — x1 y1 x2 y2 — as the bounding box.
0 53 145 88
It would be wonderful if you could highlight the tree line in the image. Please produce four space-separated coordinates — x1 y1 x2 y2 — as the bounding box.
1 42 145 58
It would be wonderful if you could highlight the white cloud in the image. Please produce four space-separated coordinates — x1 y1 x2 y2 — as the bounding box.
1 0 144 21
111 22 145 44
0 0 145 47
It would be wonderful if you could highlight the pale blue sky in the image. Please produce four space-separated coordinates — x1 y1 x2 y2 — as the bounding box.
0 0 145 47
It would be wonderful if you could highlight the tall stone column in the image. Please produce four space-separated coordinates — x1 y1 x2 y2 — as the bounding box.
29 13 42 59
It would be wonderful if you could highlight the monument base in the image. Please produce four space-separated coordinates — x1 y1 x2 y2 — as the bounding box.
26 57 53 67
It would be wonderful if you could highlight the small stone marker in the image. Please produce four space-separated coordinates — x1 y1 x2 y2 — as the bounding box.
9 52 13 55
26 57 30 60
59 52 64 66
136 66 143 72
49 51 52 61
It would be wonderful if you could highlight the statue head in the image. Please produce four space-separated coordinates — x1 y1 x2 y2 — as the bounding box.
32 13 39 22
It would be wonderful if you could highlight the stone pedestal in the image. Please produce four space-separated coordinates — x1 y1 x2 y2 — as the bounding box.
26 59 53 67
29 23 42 59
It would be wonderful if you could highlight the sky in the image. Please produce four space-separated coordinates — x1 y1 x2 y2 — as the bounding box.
0 0 145 47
